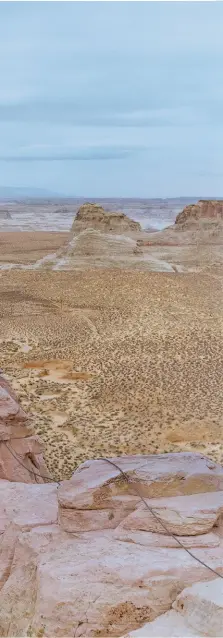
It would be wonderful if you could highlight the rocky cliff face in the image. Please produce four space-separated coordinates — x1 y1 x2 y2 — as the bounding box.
72 203 141 234
0 376 223 636
0 373 51 483
141 199 223 252
175 200 223 226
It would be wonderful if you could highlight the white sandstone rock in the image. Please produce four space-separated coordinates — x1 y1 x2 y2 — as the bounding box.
58 455 223 533
123 609 202 636
59 454 223 506
114 529 220 548
0 451 223 636
118 491 223 536
173 578 223 636
0 480 58 530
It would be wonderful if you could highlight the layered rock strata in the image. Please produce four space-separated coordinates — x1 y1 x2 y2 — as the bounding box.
175 199 223 226
71 202 141 234
35 229 143 270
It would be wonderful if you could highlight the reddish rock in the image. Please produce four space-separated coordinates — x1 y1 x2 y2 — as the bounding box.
175 200 223 226
0 374 51 483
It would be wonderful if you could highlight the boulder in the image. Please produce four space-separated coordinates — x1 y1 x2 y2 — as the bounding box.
118 491 223 536
58 455 223 532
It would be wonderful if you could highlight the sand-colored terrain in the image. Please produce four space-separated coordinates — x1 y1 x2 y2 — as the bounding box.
0 231 69 264
1 225 222 274
0 201 222 480
0 246 222 480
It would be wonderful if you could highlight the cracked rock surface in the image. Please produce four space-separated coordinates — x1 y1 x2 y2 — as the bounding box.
0 376 223 637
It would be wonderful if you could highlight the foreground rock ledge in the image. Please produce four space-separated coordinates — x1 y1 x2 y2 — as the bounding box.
0 373 223 636
0 450 223 637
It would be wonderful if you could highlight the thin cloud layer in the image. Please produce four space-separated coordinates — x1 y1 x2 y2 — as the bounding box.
0 146 142 162
0 2 222 195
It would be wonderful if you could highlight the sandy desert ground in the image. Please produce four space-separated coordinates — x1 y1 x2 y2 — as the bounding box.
0 231 69 264
0 227 222 480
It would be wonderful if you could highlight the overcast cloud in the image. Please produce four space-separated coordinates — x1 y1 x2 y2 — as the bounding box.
0 1 222 196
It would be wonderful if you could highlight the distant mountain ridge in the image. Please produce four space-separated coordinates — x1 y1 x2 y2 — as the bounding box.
1 189 223 203
0 186 63 199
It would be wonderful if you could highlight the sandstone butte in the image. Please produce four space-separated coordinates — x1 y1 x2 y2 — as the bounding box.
0 372 223 637
137 199 223 248
175 199 223 226
71 202 141 234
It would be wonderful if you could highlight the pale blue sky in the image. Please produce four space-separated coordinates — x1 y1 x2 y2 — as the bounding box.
0 1 222 197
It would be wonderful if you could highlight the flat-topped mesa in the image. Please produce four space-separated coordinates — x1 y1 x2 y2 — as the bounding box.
0 373 51 483
175 199 223 226
71 202 141 234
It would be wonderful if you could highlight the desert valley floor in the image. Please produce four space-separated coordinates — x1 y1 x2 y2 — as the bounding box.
0 227 222 480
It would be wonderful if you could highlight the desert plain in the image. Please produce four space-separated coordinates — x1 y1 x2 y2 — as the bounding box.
0 199 222 480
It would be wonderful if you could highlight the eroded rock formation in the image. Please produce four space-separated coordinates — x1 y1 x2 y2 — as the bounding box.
0 373 51 483
175 200 223 226
138 199 223 253
35 229 143 270
71 202 141 234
